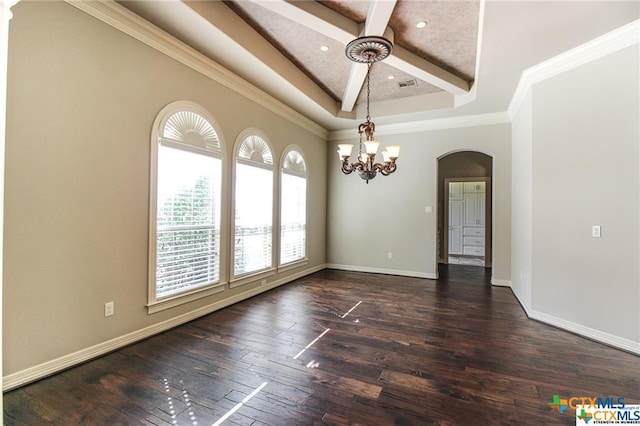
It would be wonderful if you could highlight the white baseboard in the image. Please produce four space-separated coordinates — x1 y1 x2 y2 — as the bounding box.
490 278 512 287
527 309 640 356
2 264 327 392
325 263 438 279
509 284 532 317
509 284 640 356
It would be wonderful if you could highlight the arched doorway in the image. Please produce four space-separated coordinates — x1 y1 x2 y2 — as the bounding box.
437 151 493 267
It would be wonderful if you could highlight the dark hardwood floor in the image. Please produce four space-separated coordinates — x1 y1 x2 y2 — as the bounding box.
4 265 639 425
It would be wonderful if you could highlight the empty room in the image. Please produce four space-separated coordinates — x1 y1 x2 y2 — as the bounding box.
2 0 639 424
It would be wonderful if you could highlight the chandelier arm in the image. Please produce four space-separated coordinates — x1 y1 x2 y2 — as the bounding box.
343 35 399 184
342 158 370 175
379 162 397 176
341 159 356 174
371 162 385 173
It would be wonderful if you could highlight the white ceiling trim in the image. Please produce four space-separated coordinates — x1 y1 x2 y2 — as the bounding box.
364 0 396 36
454 0 486 109
247 0 358 44
183 0 340 121
64 0 329 139
341 64 368 112
509 19 640 119
328 112 510 141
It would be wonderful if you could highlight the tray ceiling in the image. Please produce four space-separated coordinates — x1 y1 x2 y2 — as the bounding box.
117 0 639 131
119 0 479 127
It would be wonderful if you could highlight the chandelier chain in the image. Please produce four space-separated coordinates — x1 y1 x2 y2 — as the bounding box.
366 61 371 122
340 35 398 183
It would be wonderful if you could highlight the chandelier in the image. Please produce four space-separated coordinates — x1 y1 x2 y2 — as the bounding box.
338 36 400 183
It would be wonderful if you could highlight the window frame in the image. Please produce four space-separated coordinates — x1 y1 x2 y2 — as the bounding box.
230 129 276 287
147 101 226 314
278 146 309 270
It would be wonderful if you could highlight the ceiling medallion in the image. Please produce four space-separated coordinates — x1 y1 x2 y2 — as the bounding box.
345 36 393 63
338 36 399 184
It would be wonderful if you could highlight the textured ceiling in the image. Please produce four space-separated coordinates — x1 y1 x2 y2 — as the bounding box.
225 0 478 105
117 0 639 131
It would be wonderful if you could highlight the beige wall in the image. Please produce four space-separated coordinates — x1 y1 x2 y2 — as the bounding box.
512 43 640 350
327 123 512 282
5 0 638 389
511 91 533 309
3 2 326 379
532 45 639 343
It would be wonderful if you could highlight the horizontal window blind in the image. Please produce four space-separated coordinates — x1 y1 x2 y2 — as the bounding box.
234 225 272 275
280 168 306 265
155 143 221 299
234 138 273 277
156 227 220 298
280 223 306 264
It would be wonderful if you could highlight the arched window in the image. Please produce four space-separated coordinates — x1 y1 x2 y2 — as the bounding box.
280 149 307 265
149 103 223 307
233 133 274 277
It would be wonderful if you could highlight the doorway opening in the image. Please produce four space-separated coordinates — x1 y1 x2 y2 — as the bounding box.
437 152 493 268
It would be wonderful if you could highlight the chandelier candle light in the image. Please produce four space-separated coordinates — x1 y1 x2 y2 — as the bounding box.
338 35 400 183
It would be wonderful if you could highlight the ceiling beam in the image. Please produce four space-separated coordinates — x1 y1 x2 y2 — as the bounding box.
248 0 471 112
183 0 342 118
386 45 470 95
341 0 397 112
245 0 358 44
364 0 397 36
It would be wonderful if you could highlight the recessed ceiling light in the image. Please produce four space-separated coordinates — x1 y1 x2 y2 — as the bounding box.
416 21 427 29
387 75 395 80
320 45 329 51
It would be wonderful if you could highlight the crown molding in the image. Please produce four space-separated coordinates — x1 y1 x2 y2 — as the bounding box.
328 111 510 141
64 0 328 139
508 19 640 119
1 0 19 17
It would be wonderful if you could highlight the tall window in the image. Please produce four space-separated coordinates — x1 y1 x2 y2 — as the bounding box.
280 149 307 265
234 134 273 277
150 106 222 302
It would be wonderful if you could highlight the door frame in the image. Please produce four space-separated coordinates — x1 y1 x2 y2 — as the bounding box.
443 177 492 267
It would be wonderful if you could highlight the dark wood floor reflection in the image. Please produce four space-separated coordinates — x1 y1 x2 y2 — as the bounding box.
4 266 640 425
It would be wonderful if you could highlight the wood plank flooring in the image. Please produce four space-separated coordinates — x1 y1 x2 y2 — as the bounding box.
4 265 640 425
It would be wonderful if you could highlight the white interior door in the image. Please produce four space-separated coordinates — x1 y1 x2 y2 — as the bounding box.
449 199 463 254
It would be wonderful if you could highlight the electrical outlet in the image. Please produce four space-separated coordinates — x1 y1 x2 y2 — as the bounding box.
105 301 114 317
261 279 267 286
592 225 601 238
387 252 393 259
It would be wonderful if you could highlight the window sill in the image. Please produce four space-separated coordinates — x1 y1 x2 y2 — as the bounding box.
229 268 276 289
278 258 309 273
147 282 227 314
